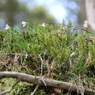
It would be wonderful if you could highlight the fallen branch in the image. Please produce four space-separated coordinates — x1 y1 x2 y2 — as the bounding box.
0 71 95 95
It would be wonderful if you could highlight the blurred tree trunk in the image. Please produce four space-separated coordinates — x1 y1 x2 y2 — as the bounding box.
75 0 95 30
85 0 95 30
5 0 19 27
75 0 87 27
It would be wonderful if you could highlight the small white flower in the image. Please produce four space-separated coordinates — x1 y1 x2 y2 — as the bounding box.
83 20 88 28
25 54 28 58
22 21 27 27
70 52 77 57
42 23 46 28
5 24 10 30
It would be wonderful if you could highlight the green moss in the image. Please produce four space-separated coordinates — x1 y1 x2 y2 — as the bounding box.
0 22 95 94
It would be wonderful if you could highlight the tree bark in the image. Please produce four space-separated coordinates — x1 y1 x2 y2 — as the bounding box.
76 0 87 26
85 0 95 30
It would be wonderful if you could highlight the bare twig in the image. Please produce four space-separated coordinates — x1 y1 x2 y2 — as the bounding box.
39 54 44 76
30 85 39 95
30 54 45 95
41 77 47 86
0 72 95 95
39 54 47 86
45 20 92 33
0 79 20 95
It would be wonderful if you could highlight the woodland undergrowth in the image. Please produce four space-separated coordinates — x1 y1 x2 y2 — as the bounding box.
0 21 95 95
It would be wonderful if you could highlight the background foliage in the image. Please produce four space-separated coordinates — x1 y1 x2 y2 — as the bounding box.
0 0 55 27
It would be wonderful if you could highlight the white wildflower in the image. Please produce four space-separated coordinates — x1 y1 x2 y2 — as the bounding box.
25 54 28 58
42 23 46 28
70 52 77 57
22 21 27 27
83 20 88 28
5 24 10 30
